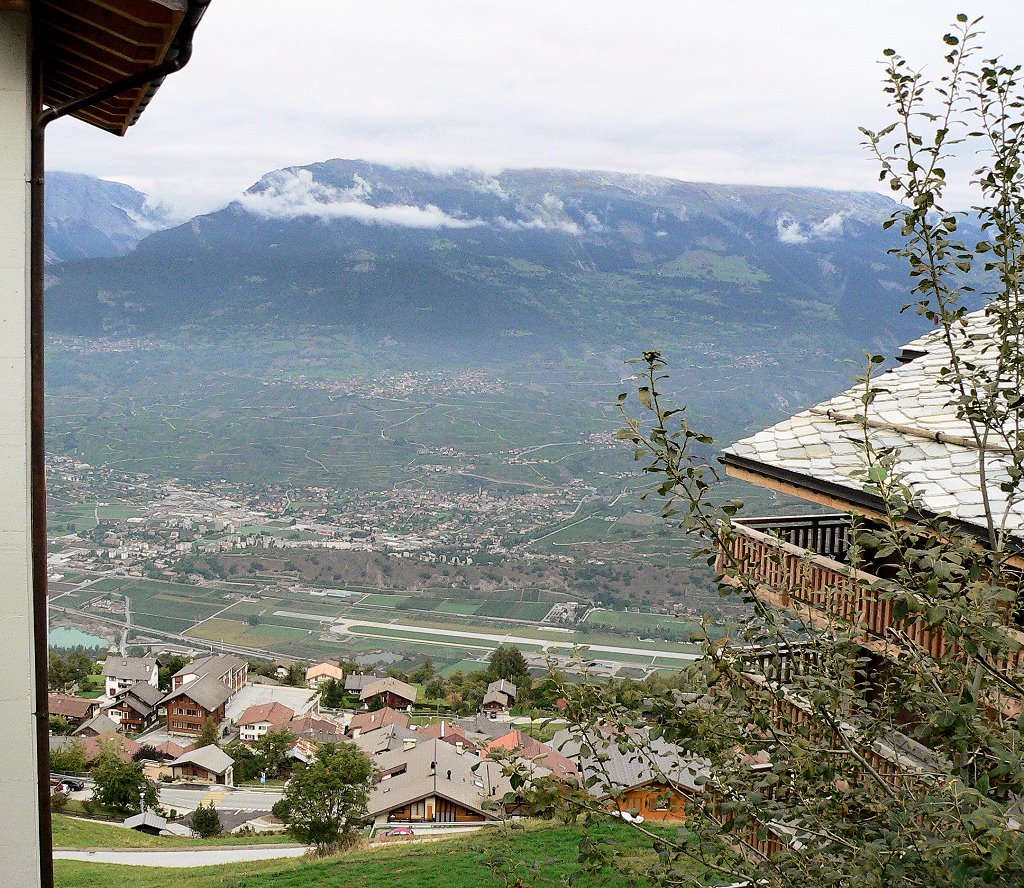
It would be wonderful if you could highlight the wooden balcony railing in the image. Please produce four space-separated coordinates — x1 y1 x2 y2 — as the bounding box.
716 516 1024 710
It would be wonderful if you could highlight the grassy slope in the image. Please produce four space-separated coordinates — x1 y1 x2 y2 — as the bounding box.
52 815 293 849
55 821 708 888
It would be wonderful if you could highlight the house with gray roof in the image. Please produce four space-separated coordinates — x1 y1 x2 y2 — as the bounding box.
359 676 417 709
482 679 517 716
170 745 235 786
105 682 164 733
101 656 158 699
367 738 511 826
162 673 233 737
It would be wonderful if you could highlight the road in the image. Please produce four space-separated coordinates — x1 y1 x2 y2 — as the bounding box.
54 846 308 867
158 785 284 814
331 618 701 661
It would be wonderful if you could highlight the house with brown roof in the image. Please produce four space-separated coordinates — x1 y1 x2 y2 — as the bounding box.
287 713 344 745
47 694 97 728
359 676 417 710
237 702 295 745
346 707 411 738
105 683 164 734
305 662 344 689
368 739 512 826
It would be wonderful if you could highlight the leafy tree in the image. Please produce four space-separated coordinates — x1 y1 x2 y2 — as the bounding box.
158 654 190 691
409 656 435 684
48 715 73 736
488 644 530 688
558 19 1024 887
224 739 261 784
190 802 222 838
424 676 448 702
92 746 156 813
254 728 293 779
50 740 87 774
318 677 346 709
282 663 306 687
273 741 374 852
48 651 94 692
194 718 220 749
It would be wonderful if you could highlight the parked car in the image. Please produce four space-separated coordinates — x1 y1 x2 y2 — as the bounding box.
385 826 414 837
58 780 84 793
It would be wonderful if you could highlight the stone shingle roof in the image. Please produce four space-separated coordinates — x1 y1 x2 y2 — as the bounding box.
101 656 157 681
359 676 418 704
171 744 234 775
722 308 1024 539
161 673 232 712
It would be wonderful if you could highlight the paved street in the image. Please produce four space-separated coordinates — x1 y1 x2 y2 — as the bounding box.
158 785 284 814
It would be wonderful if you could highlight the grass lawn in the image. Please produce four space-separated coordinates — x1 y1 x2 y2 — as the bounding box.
52 815 292 850
54 821 715 888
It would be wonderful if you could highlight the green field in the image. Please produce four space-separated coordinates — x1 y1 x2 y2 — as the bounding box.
54 821 712 888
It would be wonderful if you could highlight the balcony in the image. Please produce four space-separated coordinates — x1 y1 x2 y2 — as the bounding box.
716 515 1024 713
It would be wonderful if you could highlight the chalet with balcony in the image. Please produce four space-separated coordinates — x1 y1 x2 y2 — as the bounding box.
482 679 517 716
236 702 295 745
47 694 97 729
367 738 511 826
171 654 248 694
105 682 164 734
359 676 418 710
162 675 233 736
716 309 1024 785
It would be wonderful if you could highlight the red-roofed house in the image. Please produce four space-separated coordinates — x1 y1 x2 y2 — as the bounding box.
415 720 480 754
485 729 580 783
346 707 411 737
80 732 144 765
47 694 97 728
237 702 295 745
306 662 345 689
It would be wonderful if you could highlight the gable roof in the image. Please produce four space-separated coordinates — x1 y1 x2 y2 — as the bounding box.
287 714 344 743
349 723 420 757
114 682 164 708
237 702 294 728
73 712 119 737
306 663 345 682
161 673 232 712
487 679 517 700
171 744 234 775
173 654 247 682
359 676 417 704
415 720 479 753
367 739 511 820
344 673 382 693
552 726 709 799
347 707 411 736
80 732 143 763
721 307 1024 542
485 729 578 782
101 656 157 681
48 694 95 720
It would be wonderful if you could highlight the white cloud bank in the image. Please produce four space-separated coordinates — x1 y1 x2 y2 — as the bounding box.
776 211 846 244
238 169 483 229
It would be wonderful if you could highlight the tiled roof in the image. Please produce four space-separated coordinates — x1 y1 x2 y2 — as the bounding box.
48 694 95 720
306 663 345 682
722 308 1024 538
347 707 411 736
237 702 295 728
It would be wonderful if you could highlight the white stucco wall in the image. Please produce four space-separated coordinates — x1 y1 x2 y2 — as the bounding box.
0 10 43 886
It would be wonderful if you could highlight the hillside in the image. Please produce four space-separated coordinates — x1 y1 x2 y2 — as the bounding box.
45 160 919 358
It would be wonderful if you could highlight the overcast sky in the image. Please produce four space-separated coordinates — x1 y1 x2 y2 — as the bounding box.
45 1 1024 218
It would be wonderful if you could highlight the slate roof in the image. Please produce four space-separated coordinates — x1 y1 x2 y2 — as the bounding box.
173 654 247 682
552 726 708 799
101 656 157 681
162 674 232 712
722 308 1024 539
287 714 344 743
367 739 511 820
485 729 578 782
344 673 382 693
171 745 234 775
415 720 480 753
486 679 517 701
359 676 418 704
112 682 164 713
73 713 119 737
349 723 420 757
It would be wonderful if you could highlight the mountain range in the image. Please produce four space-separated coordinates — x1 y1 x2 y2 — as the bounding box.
44 171 171 264
44 160 922 358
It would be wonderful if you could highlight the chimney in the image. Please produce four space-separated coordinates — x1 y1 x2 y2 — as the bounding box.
440 721 445 738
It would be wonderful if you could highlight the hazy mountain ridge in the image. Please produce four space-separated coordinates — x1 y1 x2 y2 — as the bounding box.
45 171 172 264
45 161 919 356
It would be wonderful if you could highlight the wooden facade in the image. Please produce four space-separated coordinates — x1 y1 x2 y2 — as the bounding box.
718 516 1024 716
166 697 225 735
606 780 689 822
385 795 487 824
